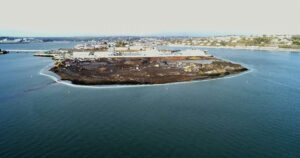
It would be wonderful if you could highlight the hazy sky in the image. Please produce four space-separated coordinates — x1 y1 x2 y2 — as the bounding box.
1 0 300 36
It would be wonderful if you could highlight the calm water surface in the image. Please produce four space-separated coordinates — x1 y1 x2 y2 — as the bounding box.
0 43 300 158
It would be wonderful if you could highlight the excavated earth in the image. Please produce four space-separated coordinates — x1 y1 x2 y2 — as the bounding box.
50 56 248 85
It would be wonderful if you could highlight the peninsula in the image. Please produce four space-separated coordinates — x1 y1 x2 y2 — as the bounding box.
46 43 247 85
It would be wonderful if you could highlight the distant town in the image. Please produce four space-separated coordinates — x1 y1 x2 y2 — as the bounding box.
166 34 300 51
1 34 300 52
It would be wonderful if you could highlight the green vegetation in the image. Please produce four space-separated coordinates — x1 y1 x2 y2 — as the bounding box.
293 40 300 45
292 36 300 45
244 37 271 46
115 41 128 47
165 35 300 50
220 41 227 46
279 44 300 49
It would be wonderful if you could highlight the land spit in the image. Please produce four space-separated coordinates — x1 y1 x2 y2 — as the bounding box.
50 56 247 85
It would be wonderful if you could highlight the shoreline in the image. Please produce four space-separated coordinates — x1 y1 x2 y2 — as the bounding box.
167 45 300 52
50 56 247 85
40 61 253 89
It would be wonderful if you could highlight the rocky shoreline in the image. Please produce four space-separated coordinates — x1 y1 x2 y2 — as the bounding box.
50 56 247 85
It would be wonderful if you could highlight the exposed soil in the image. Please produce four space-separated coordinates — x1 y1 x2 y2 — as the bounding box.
50 56 248 85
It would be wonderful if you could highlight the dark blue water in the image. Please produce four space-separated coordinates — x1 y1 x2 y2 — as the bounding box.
0 43 300 158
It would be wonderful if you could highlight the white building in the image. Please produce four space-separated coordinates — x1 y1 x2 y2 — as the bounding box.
114 47 128 51
71 49 210 59
72 52 91 58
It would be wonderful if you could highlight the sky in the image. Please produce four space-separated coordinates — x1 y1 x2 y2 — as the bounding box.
1 0 300 37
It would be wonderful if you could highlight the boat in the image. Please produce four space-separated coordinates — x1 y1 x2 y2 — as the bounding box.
0 49 9 54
